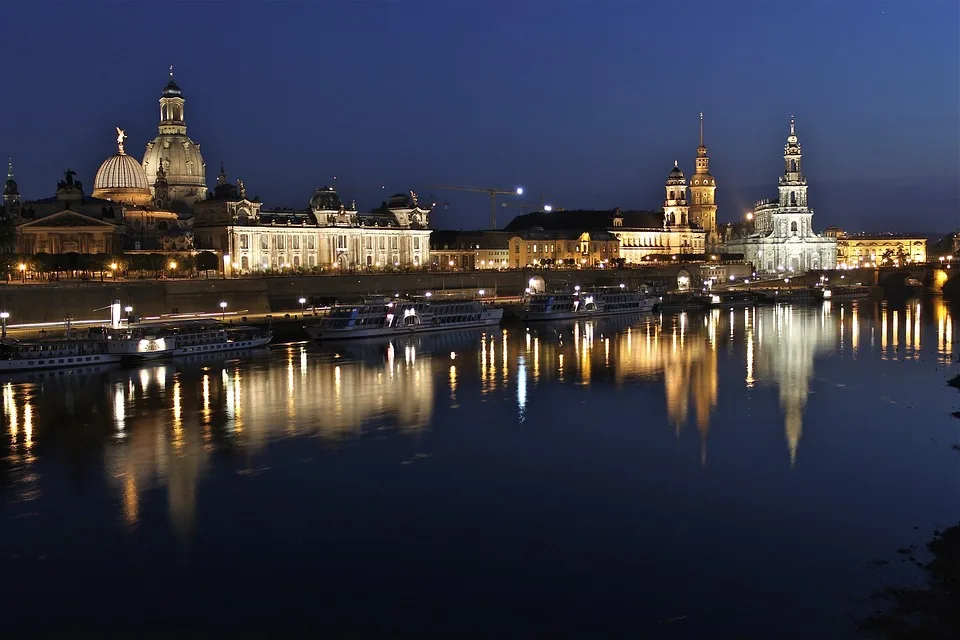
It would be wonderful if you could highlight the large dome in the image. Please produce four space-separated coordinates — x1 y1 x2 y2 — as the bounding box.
142 135 207 204
93 138 153 206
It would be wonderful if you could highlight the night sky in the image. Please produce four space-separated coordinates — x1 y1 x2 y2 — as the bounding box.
3 1 957 232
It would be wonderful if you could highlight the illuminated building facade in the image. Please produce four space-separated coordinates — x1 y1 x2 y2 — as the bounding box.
823 228 927 268
429 230 512 269
688 113 719 247
192 170 432 272
508 229 620 268
724 118 836 274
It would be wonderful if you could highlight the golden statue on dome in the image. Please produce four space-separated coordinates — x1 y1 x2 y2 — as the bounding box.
116 127 127 154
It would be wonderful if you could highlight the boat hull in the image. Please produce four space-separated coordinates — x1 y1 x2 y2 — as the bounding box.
523 300 655 322
168 335 273 357
305 312 503 341
0 352 123 373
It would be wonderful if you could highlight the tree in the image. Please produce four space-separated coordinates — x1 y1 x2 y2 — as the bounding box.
196 251 219 278
0 217 16 253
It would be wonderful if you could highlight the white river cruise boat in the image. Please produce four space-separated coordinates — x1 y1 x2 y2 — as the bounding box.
140 321 273 357
0 323 272 374
522 286 656 322
304 296 504 341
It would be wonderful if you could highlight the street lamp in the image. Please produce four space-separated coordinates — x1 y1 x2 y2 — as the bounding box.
299 297 306 313
219 301 227 321
223 254 231 279
18 262 25 283
0 311 8 339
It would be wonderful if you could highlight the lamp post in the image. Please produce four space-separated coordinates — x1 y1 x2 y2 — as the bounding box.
299 297 306 314
18 262 25 283
124 305 133 323
110 262 118 280
223 254 231 279
168 260 177 278
219 301 227 322
0 311 9 339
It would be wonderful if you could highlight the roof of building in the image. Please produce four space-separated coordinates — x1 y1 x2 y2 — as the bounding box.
94 153 151 192
510 229 620 241
504 208 663 232
430 230 512 250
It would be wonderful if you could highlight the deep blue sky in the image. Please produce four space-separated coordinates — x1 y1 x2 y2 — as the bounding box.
3 1 958 232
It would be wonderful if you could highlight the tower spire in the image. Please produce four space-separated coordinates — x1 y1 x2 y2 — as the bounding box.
699 112 704 146
790 115 795 136
169 64 174 80
7 158 13 181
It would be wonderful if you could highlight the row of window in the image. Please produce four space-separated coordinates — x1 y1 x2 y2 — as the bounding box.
238 234 422 252
521 243 610 254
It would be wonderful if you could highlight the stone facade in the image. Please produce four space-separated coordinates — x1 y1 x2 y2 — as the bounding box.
823 228 927 268
192 169 431 272
724 118 836 274
141 69 208 210
508 230 619 268
688 113 718 247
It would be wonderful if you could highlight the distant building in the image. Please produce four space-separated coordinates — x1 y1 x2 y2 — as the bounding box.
191 167 431 272
11 170 125 254
504 185 706 264
508 229 620 268
723 118 836 274
430 230 512 269
823 228 927 268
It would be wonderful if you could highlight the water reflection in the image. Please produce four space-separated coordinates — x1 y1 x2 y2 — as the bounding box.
0 300 956 547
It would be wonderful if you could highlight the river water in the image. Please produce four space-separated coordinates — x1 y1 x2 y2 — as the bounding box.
2 298 958 636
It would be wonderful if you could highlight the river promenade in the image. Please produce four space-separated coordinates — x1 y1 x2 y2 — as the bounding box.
0 263 898 327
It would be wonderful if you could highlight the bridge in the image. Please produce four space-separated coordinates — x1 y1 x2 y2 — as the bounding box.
711 262 958 296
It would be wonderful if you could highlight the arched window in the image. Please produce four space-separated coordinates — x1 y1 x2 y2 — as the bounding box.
790 221 798 235
157 221 169 231
669 190 675 200
790 192 797 206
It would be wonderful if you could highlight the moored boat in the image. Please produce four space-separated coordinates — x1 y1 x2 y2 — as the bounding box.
815 285 873 300
304 296 503 341
522 286 656 321
0 337 124 373
709 291 765 309
654 292 710 312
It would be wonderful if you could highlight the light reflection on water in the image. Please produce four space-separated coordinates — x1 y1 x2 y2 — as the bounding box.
0 298 958 635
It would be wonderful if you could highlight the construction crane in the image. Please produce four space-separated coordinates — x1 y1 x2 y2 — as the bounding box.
426 184 524 230
500 201 554 213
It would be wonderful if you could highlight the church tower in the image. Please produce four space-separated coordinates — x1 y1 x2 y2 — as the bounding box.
663 161 689 228
142 66 208 210
688 113 718 244
778 116 807 210
3 158 21 215
152 157 170 209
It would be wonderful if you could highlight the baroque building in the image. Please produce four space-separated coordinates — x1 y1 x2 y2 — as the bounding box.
13 170 125 254
724 118 836 274
823 228 927 268
141 68 208 211
688 113 718 246
191 166 432 272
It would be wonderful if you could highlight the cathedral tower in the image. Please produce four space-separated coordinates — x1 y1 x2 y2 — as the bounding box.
778 116 807 210
663 161 689 228
142 66 208 210
3 158 21 214
688 113 718 244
